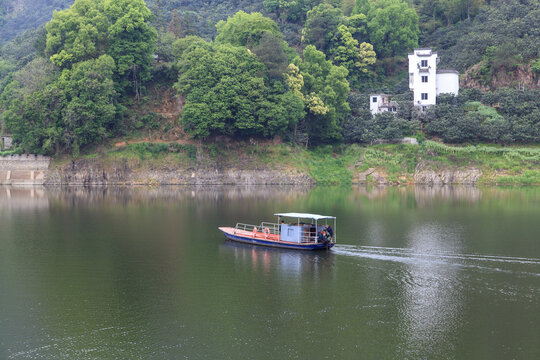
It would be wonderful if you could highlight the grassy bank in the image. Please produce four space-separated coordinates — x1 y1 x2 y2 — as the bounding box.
54 140 540 185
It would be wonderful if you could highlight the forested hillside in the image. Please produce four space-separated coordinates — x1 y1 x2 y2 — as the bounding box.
1 0 539 156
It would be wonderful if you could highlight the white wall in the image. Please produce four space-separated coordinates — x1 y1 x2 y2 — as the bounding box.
408 49 437 108
370 95 381 115
436 72 460 96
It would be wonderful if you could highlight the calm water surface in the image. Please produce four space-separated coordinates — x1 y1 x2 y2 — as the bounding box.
0 186 539 359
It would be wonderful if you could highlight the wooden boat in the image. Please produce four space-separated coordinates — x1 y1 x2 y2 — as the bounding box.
219 212 336 250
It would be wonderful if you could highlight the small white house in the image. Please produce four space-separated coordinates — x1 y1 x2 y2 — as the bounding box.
408 48 459 111
370 94 398 116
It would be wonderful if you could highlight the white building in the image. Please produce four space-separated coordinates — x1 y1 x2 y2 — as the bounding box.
408 48 459 110
370 94 398 116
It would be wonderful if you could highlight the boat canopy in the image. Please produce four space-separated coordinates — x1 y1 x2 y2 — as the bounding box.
274 212 336 220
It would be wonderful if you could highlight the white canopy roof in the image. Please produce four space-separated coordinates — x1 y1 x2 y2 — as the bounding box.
275 212 336 220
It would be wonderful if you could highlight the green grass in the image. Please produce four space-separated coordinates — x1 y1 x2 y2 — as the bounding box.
281 144 363 185
0 149 21 157
423 141 540 185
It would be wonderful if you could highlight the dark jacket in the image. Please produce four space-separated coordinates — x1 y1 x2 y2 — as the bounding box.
326 225 334 238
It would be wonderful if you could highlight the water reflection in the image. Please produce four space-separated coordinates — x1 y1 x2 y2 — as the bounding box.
221 241 335 281
0 186 49 213
44 185 313 204
351 185 482 206
401 222 464 358
2 184 539 210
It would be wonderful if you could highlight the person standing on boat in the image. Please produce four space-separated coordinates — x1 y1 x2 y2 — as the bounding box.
325 224 334 239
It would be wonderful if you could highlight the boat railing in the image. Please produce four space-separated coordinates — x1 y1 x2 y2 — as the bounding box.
234 222 325 243
234 223 259 233
259 222 280 235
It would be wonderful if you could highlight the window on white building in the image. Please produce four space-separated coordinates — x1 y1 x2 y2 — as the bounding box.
421 93 428 100
372 97 377 103
421 60 428 67
421 76 428 83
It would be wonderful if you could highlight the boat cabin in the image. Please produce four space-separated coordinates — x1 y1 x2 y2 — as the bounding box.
275 213 336 244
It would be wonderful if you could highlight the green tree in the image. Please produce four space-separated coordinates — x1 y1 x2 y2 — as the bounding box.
45 0 156 98
252 32 289 81
330 25 376 87
367 0 419 59
348 13 369 43
215 11 282 48
263 0 325 24
175 39 303 138
2 82 65 154
291 45 350 144
2 55 117 155
103 0 157 98
57 54 117 155
301 3 344 53
353 0 371 16
45 0 109 69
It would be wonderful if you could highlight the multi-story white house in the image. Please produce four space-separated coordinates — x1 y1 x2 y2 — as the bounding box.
408 48 459 111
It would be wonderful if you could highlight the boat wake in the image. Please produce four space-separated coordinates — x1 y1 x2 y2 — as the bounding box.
332 244 540 276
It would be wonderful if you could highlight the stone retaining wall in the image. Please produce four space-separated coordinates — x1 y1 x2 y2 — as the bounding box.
0 155 50 185
0 154 50 170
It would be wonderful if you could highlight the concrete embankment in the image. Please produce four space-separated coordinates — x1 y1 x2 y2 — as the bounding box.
0 155 50 185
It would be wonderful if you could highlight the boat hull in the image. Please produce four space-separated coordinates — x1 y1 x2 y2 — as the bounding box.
219 227 334 250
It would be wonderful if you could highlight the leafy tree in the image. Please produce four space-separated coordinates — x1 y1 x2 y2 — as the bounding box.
366 0 419 59
291 45 350 144
57 54 117 155
45 0 156 98
301 3 344 53
348 13 369 43
342 110 419 143
0 59 15 84
167 9 183 37
252 32 289 81
45 0 109 69
172 35 212 59
155 31 177 63
420 88 540 144
175 39 303 138
103 0 157 98
2 54 117 155
215 11 282 48
330 25 376 87
353 0 371 16
263 0 325 24
3 83 65 154
532 58 540 74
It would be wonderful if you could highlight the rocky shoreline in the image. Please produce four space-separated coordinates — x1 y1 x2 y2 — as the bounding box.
44 158 316 186
42 158 483 186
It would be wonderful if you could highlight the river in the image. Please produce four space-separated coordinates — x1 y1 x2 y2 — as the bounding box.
0 186 539 359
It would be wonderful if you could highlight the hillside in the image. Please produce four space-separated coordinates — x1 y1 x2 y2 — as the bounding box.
0 0 72 44
1 0 539 159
